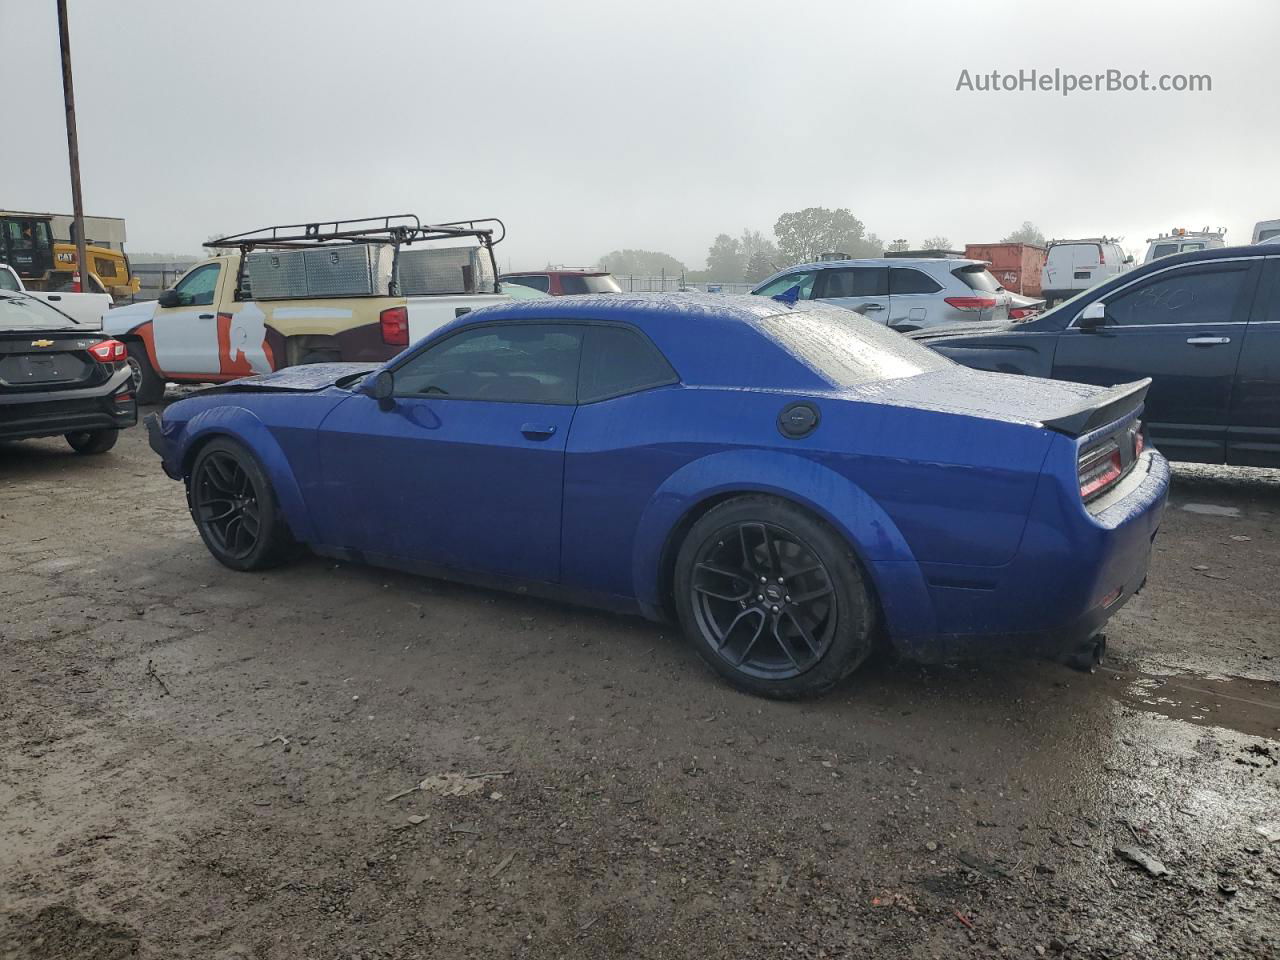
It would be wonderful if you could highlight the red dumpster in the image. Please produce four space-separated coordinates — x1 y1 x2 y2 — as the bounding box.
963 243 1046 296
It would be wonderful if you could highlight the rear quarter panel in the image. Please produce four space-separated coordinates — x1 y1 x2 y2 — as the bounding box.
565 385 1053 637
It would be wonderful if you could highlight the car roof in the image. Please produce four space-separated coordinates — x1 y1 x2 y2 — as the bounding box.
773 258 983 271
439 292 839 391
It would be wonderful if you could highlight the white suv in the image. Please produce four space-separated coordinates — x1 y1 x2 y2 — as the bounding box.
751 258 1012 331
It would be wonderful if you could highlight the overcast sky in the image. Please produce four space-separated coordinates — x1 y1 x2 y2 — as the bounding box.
3 0 1277 270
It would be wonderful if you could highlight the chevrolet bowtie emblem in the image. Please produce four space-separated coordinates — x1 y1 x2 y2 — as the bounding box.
31 339 55 347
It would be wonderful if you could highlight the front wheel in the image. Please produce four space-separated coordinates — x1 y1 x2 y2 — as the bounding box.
188 438 299 571
65 429 119 455
674 496 876 699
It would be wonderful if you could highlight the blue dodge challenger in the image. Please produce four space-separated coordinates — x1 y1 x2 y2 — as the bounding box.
147 294 1168 698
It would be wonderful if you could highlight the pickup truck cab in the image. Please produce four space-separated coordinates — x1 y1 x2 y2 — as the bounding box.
911 246 1279 467
103 215 512 403
0 263 113 327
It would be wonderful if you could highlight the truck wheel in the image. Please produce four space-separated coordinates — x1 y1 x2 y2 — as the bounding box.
125 342 164 404
66 429 119 455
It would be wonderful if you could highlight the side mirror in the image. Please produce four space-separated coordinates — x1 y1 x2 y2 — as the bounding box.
371 370 395 408
1124 255 1134 264
157 289 180 308
1077 300 1108 330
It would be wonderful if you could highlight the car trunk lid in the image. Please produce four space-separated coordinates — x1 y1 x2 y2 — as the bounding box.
846 366 1149 436
0 329 106 391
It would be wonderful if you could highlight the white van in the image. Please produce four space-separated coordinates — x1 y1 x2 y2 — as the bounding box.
1040 238 1132 306
1143 228 1226 263
1252 219 1280 244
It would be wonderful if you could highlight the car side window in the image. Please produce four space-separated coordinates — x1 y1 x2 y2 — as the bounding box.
1103 265 1250 327
889 268 942 295
0 269 18 292
819 267 887 298
505 275 550 293
756 271 816 299
579 325 678 404
394 324 583 404
171 264 221 307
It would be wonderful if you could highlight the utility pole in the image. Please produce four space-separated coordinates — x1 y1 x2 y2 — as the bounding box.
56 0 89 292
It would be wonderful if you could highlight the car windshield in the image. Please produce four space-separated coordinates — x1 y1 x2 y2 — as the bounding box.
560 274 622 295
0 292 79 330
757 309 951 387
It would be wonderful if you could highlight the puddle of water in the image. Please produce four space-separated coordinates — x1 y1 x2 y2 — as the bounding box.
1101 664 1280 741
1179 502 1242 517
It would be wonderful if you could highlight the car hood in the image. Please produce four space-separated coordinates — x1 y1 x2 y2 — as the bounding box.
200 362 377 395
845 366 1147 436
103 299 158 335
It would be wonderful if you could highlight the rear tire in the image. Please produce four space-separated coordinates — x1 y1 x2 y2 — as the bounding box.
673 495 876 699
188 438 299 571
65 429 119 455
124 342 164 404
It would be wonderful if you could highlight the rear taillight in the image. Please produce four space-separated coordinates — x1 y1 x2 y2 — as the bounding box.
88 339 127 362
1078 440 1123 501
1009 307 1038 319
114 390 134 405
1134 429 1145 458
380 306 408 346
944 296 998 311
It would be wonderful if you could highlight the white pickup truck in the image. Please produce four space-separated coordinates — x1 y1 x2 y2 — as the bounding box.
0 263 114 327
103 215 517 403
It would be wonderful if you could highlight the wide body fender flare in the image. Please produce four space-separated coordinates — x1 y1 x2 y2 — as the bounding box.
179 405 318 543
629 449 936 639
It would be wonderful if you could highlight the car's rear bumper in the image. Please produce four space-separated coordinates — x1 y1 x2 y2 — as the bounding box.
891 450 1169 664
0 368 136 441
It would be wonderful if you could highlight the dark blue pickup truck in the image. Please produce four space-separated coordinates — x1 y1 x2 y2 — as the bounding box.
911 246 1279 467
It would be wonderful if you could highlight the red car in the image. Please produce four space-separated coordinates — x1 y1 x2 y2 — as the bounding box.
500 270 622 296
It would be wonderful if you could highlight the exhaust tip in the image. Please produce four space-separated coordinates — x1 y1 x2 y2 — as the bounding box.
1064 633 1106 673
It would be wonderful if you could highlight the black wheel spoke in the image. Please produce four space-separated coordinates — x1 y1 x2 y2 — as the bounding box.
770 617 801 668
783 609 819 658
789 582 833 605
693 562 752 602
734 615 768 665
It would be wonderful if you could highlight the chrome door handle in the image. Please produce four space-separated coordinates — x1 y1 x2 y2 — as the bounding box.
1186 336 1230 345
861 303 885 312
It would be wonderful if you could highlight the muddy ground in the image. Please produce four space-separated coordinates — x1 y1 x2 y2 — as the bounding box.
1 405 1277 959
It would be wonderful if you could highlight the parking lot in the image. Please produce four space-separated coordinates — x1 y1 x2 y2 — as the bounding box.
1 405 1277 959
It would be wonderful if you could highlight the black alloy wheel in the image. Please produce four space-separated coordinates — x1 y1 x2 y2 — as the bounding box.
188 438 298 571
691 521 837 680
674 496 875 698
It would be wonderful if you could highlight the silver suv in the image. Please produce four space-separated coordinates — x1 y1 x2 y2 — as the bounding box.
751 258 1012 331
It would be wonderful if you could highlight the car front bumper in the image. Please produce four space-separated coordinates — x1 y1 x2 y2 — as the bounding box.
0 367 136 442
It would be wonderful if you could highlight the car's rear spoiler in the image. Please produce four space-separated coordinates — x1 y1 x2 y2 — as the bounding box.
1039 379 1150 437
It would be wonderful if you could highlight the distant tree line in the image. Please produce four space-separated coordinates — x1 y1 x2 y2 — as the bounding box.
599 211 1047 284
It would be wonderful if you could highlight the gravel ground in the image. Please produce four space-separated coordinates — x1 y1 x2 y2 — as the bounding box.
1 407 1277 959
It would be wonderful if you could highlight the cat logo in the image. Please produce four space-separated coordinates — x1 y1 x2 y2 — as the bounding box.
30 339 55 347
